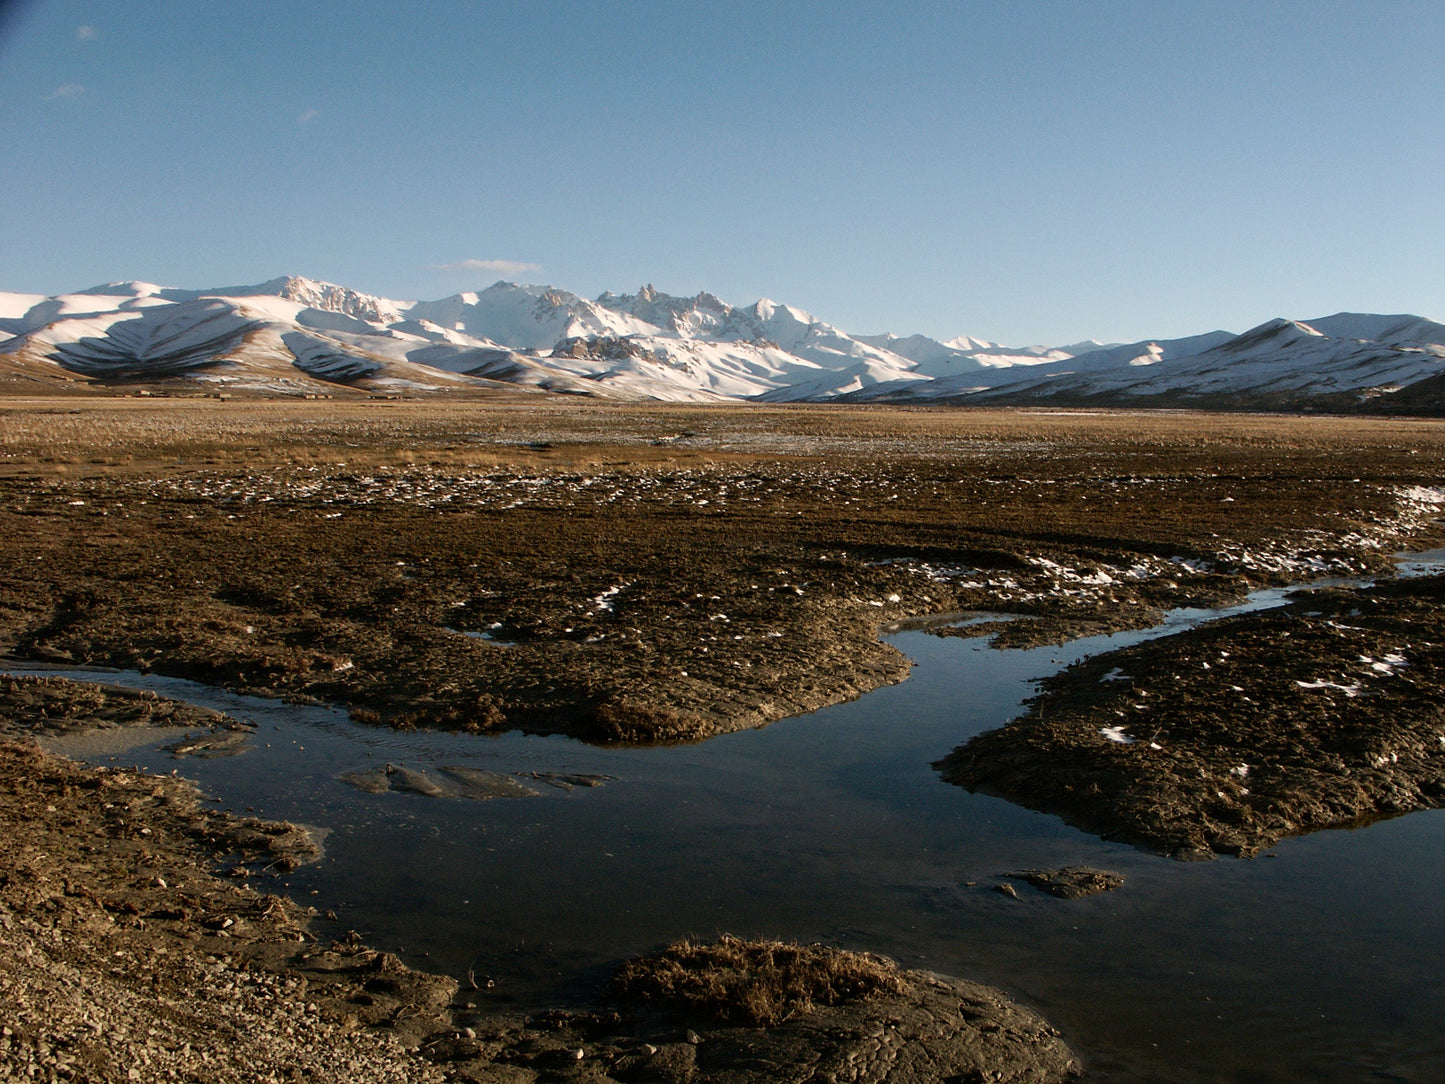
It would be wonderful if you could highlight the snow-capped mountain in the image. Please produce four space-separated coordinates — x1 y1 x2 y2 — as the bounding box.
946 315 1445 410
1 276 1441 413
0 276 929 401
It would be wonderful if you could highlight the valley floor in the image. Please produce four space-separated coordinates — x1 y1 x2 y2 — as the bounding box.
3 395 1445 1080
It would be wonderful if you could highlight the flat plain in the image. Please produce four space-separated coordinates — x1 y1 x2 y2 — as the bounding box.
5 397 1443 738
4 394 1445 1082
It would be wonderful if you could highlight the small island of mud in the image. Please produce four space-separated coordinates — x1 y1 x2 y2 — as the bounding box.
937 572 1445 858
0 672 241 741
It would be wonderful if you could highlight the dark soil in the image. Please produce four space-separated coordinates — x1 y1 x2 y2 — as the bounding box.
609 934 909 1027
0 739 446 1084
0 672 239 740
8 399 1445 1080
937 572 1445 858
4 399 1443 744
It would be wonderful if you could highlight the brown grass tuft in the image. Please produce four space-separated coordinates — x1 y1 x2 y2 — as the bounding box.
609 934 910 1026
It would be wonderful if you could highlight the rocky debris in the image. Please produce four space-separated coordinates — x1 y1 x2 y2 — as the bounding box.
938 573 1445 858
1007 867 1125 899
551 335 647 361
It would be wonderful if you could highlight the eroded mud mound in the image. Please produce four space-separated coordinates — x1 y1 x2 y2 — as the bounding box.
438 936 1081 1084
937 573 1445 858
1007 866 1125 899
339 762 543 800
609 934 909 1026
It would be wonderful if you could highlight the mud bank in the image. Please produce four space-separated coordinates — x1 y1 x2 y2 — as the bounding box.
937 572 1445 858
0 672 239 740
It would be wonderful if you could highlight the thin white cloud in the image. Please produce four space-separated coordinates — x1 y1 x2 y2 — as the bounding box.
76 25 97 41
46 84 85 101
298 107 320 125
432 258 543 276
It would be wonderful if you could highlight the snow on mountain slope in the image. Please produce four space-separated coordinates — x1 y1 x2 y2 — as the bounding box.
595 284 733 338
0 288 172 340
1 287 442 393
0 292 49 318
756 359 929 402
591 284 919 392
960 316 1445 408
724 298 900 369
854 332 1081 378
1300 313 1445 352
2 273 1440 411
1046 330 1237 373
407 282 657 351
50 299 263 379
0 275 973 399
160 276 409 325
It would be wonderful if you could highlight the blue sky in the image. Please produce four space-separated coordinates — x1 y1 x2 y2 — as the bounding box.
2 0 1441 345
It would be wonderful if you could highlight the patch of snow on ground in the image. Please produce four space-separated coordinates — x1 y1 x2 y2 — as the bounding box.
1295 679 1363 697
592 584 628 612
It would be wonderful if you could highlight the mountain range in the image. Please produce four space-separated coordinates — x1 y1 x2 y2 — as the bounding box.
1 275 1442 413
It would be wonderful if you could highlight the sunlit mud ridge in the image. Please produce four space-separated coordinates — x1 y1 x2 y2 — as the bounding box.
937 571 1445 858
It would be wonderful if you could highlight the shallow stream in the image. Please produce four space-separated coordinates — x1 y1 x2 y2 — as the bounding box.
23 559 1445 1083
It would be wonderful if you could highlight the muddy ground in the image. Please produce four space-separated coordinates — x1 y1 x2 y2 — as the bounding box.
4 399 1443 742
5 397 1445 1080
937 571 1445 858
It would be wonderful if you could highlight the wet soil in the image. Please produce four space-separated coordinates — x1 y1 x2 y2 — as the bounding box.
338 763 542 800
0 739 444 1084
4 399 1443 744
0 735 1078 1083
6 397 1445 1079
0 672 239 741
937 572 1445 858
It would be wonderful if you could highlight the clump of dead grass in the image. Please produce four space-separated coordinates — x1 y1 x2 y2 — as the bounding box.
584 696 712 744
609 934 910 1026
